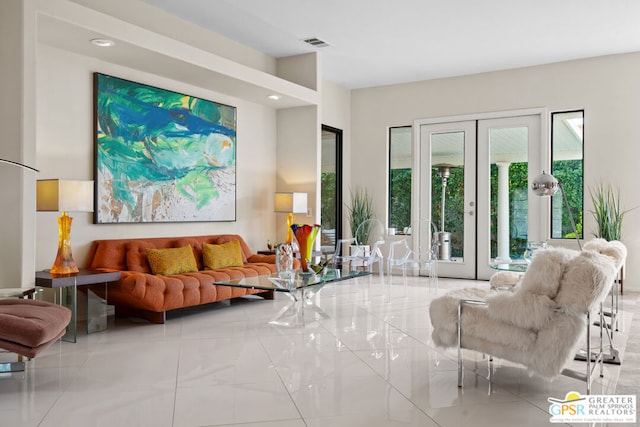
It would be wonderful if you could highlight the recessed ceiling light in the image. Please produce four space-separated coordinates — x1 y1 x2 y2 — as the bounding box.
267 94 281 101
90 38 115 47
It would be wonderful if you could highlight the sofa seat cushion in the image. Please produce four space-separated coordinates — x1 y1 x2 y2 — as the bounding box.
106 262 277 312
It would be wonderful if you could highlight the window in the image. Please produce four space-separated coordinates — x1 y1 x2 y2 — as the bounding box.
550 110 584 240
321 125 342 247
389 126 412 234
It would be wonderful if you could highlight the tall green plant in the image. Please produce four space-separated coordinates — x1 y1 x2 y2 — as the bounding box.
589 183 629 241
347 188 374 244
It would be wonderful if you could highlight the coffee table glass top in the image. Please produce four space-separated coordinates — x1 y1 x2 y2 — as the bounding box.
490 261 528 272
215 269 370 292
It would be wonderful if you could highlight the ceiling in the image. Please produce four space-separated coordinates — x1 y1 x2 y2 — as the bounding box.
141 0 640 89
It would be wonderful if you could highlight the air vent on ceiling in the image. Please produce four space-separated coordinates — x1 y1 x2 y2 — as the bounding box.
302 37 330 48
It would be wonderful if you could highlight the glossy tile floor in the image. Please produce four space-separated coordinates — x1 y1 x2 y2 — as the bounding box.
0 276 637 427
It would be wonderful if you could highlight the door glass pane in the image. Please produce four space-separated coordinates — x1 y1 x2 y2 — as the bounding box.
489 127 528 261
389 126 412 234
551 111 584 239
321 126 341 250
431 132 464 261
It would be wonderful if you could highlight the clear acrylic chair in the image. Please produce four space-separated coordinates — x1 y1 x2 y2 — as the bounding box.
329 237 356 272
387 239 420 296
341 218 385 279
419 220 439 293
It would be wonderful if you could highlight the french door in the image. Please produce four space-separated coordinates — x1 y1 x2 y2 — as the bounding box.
415 112 543 280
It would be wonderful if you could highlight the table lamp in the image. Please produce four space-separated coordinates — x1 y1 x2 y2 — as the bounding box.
274 192 307 244
36 179 94 275
531 171 581 250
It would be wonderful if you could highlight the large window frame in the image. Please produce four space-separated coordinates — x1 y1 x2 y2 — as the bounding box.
550 110 584 241
388 126 413 234
321 125 343 244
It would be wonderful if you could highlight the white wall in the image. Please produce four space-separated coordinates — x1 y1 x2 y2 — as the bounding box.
35 45 279 270
321 79 352 235
274 106 319 242
0 0 37 289
351 52 640 291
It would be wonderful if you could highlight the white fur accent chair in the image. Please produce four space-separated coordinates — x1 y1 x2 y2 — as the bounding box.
429 239 626 392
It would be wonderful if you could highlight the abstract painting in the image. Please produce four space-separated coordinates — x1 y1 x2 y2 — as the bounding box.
93 73 236 223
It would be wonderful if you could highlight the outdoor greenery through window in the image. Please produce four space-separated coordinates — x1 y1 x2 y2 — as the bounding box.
389 126 412 233
551 110 584 240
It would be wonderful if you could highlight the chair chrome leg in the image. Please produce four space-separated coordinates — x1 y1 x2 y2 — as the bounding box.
600 305 605 378
586 310 591 395
458 301 463 388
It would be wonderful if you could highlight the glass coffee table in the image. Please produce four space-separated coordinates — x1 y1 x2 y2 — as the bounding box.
215 269 370 327
490 261 529 273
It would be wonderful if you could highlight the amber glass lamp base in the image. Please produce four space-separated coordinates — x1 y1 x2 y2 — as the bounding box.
50 211 79 275
285 212 294 244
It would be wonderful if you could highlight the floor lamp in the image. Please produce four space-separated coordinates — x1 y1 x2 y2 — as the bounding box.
533 171 624 365
531 171 582 250
0 158 39 173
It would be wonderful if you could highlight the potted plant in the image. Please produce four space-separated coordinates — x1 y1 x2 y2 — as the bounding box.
346 188 375 263
589 183 630 241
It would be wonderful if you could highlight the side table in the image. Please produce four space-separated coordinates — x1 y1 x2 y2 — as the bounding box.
35 269 121 343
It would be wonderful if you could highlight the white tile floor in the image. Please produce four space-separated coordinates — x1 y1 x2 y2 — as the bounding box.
0 276 635 427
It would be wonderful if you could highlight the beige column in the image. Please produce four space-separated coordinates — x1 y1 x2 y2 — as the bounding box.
495 162 511 263
0 0 38 288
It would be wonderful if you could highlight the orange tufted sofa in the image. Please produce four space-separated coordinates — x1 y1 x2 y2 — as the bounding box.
85 234 299 324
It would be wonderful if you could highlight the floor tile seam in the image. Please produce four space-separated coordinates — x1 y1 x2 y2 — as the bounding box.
424 395 553 422
252 326 309 423
171 336 188 427
32 386 65 427
329 347 445 426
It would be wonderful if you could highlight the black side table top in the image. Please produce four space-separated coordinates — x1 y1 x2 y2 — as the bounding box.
35 269 121 288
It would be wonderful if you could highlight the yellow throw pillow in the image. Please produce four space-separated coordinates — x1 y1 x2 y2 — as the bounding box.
147 246 198 275
203 240 244 269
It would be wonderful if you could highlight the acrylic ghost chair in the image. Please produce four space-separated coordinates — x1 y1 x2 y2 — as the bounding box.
422 220 440 293
341 219 386 300
340 218 386 277
387 239 419 298
325 219 385 300
387 221 439 299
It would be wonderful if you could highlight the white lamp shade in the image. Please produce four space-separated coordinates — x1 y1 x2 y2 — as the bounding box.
274 192 307 214
36 179 94 212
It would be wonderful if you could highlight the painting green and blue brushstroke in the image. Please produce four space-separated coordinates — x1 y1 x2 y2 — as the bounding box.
95 73 236 223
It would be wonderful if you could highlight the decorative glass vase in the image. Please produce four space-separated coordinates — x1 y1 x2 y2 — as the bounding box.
290 224 321 272
275 243 294 279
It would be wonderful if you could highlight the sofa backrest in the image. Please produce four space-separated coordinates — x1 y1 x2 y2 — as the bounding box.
85 235 254 272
